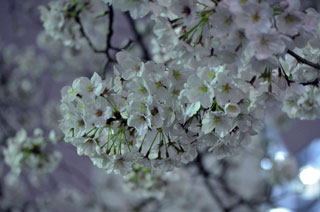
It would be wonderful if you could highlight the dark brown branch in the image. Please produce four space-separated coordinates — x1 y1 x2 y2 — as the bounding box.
287 49 320 70
75 13 107 55
101 5 116 77
300 78 319 86
195 154 226 211
125 12 151 61
74 6 118 77
106 5 114 54
194 154 272 212
279 66 294 86
279 59 319 87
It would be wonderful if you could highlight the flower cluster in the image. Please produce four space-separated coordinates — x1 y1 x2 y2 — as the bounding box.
3 129 62 177
59 0 320 176
39 0 82 47
151 0 319 60
60 50 264 175
281 45 320 120
31 133 297 212
1 45 47 104
39 0 107 48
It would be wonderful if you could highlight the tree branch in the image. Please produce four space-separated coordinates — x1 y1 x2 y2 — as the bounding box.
280 57 319 87
287 49 320 70
300 78 319 87
125 12 151 61
195 154 226 211
105 6 114 54
194 154 272 212
101 5 117 77
75 13 107 55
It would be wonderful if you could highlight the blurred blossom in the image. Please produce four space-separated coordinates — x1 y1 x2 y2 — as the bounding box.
274 151 288 162
269 208 293 212
261 158 273 170
299 165 320 185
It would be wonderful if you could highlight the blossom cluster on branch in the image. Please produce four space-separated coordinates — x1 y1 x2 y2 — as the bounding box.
1 0 320 211
3 129 61 184
53 0 320 176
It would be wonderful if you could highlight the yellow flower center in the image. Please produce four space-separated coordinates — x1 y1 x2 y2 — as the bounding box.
261 38 268 46
285 14 294 23
140 104 145 112
252 13 260 22
222 84 230 93
171 90 180 96
139 86 147 93
173 70 181 80
87 85 93 92
156 82 162 88
214 118 221 124
133 65 140 72
200 85 207 93
225 17 232 25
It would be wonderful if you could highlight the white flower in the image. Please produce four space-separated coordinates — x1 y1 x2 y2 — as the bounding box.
59 102 87 139
3 129 61 177
247 31 286 60
127 114 151 136
108 0 151 19
39 1 82 47
209 142 235 159
210 4 236 38
85 96 113 127
184 102 201 119
170 0 195 24
126 77 152 102
167 63 190 88
115 50 143 80
148 102 166 129
77 138 99 157
235 2 272 35
72 77 95 100
201 112 233 137
183 74 214 108
113 153 138 175
91 72 108 96
223 0 255 13
214 72 244 105
276 11 304 36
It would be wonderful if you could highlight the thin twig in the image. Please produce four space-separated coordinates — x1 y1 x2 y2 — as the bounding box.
300 78 319 86
279 66 293 86
280 57 319 87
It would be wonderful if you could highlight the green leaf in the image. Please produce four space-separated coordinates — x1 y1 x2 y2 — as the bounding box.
71 0 78 6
